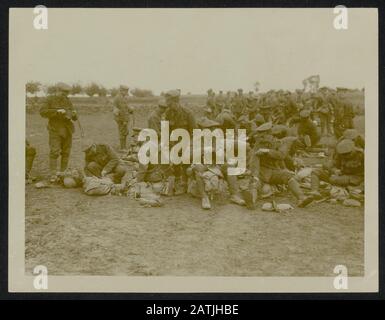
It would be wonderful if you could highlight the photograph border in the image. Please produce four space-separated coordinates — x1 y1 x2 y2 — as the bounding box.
1 0 384 300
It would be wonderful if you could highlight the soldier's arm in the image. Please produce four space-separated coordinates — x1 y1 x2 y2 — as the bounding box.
39 97 59 118
102 145 120 174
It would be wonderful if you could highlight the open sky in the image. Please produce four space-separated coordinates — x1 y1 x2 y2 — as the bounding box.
11 8 375 94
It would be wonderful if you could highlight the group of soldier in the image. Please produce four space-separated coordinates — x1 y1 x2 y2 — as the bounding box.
26 82 364 211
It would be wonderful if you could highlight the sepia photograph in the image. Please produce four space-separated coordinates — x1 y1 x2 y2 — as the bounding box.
8 7 378 292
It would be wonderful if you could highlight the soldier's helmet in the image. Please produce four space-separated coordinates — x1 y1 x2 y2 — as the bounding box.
56 82 71 92
336 139 355 154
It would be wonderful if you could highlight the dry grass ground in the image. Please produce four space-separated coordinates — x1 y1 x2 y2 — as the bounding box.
25 94 365 276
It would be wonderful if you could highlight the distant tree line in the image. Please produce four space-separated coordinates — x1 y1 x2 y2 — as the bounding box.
25 81 155 98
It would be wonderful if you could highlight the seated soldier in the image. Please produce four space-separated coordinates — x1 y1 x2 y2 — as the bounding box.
82 139 128 184
310 139 364 197
339 128 365 150
215 104 237 130
187 120 245 210
252 122 313 208
297 109 321 149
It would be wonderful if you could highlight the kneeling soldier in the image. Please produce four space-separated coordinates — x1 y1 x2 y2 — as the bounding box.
82 140 128 184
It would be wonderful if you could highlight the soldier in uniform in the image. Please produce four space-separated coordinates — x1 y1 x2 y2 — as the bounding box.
215 90 226 116
148 98 168 136
206 89 217 116
164 89 197 193
297 109 320 149
259 104 273 123
40 82 78 182
231 89 247 119
215 104 237 130
186 121 245 209
340 129 365 149
82 140 128 184
164 90 197 133
310 139 364 197
342 100 355 130
113 85 134 151
316 94 333 137
251 122 313 208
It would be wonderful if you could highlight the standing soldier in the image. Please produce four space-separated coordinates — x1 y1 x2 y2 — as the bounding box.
113 85 134 151
148 97 168 136
317 94 333 137
342 100 355 130
215 90 226 116
164 89 197 194
206 89 216 113
231 89 247 119
331 92 345 138
40 82 77 182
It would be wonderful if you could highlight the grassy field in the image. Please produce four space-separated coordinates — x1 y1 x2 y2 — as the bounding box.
25 93 364 276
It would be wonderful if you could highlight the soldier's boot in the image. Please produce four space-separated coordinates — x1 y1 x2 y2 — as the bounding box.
201 194 211 210
308 173 322 198
288 178 313 208
227 176 246 206
49 158 58 183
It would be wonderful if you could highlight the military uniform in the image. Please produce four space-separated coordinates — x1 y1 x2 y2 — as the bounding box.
148 100 167 136
39 83 77 177
113 86 133 150
342 101 355 130
297 109 320 147
187 123 245 209
231 90 247 119
215 92 226 116
164 90 197 193
311 139 364 192
252 122 312 207
84 143 127 184
164 91 196 133
215 108 237 130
